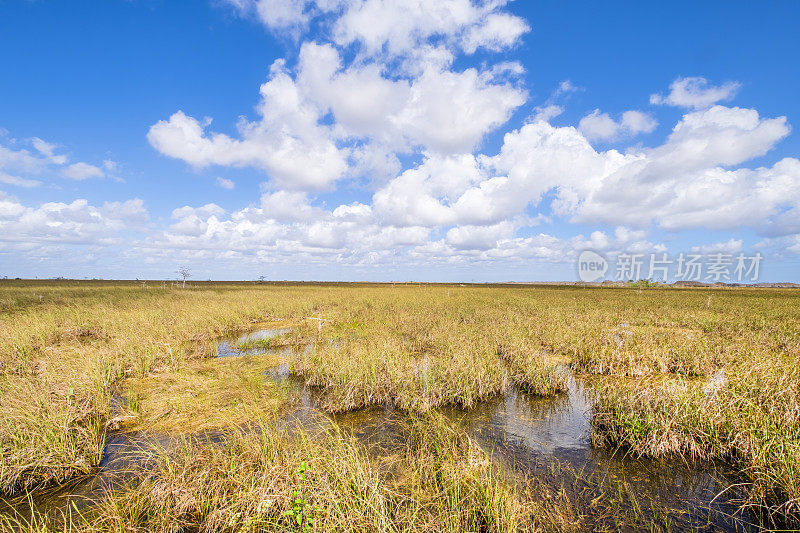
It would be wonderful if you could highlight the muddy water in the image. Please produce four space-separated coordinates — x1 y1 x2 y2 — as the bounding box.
2 328 757 530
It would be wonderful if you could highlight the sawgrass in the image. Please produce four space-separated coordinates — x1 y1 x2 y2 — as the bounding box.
0 280 798 526
118 356 290 434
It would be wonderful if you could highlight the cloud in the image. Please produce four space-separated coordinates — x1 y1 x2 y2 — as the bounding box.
0 133 107 186
253 0 312 31
149 36 525 186
554 80 581 96
216 177 235 189
363 102 797 242
372 154 487 226
445 221 514 250
461 12 530 53
224 0 319 32
141 188 432 260
756 234 800 257
298 41 525 153
224 0 530 58
31 137 68 165
693 238 743 255
405 226 664 267
650 76 741 109
497 105 796 232
578 109 658 142
332 0 529 57
62 162 105 180
147 55 349 191
0 192 147 245
394 64 526 153
0 172 41 188
136 183 637 271
0 144 49 175
260 190 325 221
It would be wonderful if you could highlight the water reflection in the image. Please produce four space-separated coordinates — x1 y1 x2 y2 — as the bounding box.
216 327 292 357
0 432 170 522
440 382 752 530
445 381 589 454
269 369 754 531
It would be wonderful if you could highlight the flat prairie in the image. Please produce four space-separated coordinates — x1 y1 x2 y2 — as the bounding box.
0 281 797 531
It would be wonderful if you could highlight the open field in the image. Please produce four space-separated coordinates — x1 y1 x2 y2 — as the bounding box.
0 280 798 531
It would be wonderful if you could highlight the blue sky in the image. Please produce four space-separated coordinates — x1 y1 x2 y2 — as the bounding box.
1 0 799 282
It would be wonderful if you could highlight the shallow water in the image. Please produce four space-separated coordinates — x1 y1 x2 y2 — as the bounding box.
320 382 755 531
0 430 236 524
257 338 756 531
0 432 166 523
2 328 758 530
216 327 292 357
444 384 753 530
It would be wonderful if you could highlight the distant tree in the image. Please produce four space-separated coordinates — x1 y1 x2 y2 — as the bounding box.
257 275 267 284
176 266 191 288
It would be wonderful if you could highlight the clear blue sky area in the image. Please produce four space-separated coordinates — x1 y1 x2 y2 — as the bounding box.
1 1 799 282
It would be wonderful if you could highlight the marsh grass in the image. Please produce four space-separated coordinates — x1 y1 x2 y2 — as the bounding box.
292 292 570 411
0 281 318 493
1 281 799 526
1 415 737 533
235 338 280 352
0 344 109 493
119 356 290 433
4 414 580 533
230 324 301 354
590 364 800 526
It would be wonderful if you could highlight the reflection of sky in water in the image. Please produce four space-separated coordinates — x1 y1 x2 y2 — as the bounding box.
265 345 314 382
217 328 292 357
442 382 754 531
449 380 590 454
327 379 754 531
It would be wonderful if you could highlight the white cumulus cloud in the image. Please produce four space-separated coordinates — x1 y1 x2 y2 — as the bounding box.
650 76 741 109
578 109 658 142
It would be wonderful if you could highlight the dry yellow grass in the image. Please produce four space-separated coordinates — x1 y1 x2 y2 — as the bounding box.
0 280 798 527
119 355 289 434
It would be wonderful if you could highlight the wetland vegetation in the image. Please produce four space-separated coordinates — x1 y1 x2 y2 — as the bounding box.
0 280 798 531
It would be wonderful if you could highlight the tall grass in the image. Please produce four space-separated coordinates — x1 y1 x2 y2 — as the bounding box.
1 280 798 525
0 281 318 493
44 416 553 532
590 360 800 524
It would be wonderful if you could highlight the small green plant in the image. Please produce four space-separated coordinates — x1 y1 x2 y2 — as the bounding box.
236 338 275 351
284 461 318 531
126 389 140 413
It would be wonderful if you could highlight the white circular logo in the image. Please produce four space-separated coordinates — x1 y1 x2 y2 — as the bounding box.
577 250 608 282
